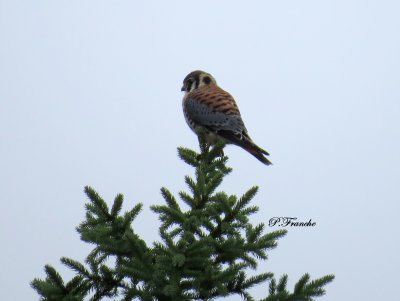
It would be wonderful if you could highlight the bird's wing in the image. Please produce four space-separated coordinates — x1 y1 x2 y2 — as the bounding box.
183 84 270 159
183 84 246 134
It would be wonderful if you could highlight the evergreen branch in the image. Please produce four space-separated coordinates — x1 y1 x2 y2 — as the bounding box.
277 274 288 292
239 206 259 218
218 194 234 216
294 273 310 294
169 227 183 238
246 223 265 243
111 193 124 217
234 186 259 213
258 229 288 250
61 257 91 279
84 186 110 219
64 275 88 293
212 157 232 174
178 191 196 208
44 264 65 288
195 167 206 199
84 203 109 221
33 139 334 300
161 187 180 210
204 172 224 196
151 204 186 228
240 253 258 269
303 274 335 296
195 127 209 155
31 278 62 300
31 265 89 301
242 291 256 301
86 253 100 274
178 147 199 167
184 175 199 201
209 191 229 206
260 291 290 301
261 273 335 301
117 257 152 283
208 140 226 161
159 228 177 251
269 277 276 295
122 203 143 229
241 272 274 290
184 238 214 259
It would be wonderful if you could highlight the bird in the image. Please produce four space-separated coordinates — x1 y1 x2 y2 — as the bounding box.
181 70 272 165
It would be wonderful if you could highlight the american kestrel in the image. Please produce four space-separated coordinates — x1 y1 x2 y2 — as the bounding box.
181 70 272 165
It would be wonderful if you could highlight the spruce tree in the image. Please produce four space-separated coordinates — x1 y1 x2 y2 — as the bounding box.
31 129 334 300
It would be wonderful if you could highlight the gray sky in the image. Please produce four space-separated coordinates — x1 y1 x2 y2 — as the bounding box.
1 1 399 300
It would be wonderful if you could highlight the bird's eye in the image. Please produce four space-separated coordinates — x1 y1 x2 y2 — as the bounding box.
203 76 211 84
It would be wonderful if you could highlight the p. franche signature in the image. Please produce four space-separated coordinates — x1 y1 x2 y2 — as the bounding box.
268 217 316 227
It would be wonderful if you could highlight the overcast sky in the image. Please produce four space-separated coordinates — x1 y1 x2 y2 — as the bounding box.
1 1 399 300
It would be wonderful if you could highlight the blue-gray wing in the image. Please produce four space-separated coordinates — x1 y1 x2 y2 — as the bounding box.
183 95 246 134
182 87 271 164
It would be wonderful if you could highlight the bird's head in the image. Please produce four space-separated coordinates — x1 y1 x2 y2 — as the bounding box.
181 70 217 93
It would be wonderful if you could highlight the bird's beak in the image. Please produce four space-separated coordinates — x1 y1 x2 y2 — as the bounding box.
181 85 185 91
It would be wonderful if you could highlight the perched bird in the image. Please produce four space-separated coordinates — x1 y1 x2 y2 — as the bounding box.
181 70 272 165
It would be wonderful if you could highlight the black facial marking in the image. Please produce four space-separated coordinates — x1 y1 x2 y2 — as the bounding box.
183 71 210 91
186 79 193 91
192 73 200 90
203 76 211 84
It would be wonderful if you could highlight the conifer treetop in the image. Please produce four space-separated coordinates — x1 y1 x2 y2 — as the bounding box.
31 129 334 300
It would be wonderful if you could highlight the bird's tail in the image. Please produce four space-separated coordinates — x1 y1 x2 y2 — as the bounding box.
214 129 272 165
242 143 272 165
